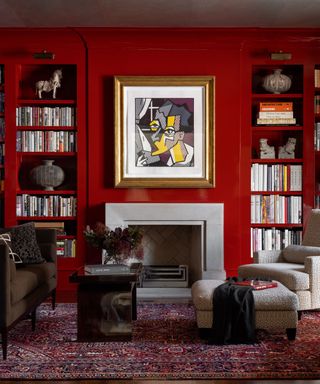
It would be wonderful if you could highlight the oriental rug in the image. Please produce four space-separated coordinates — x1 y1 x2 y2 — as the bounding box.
0 302 320 380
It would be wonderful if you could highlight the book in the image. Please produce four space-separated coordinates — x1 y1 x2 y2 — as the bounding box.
259 102 293 111
232 280 278 290
258 111 294 119
256 117 296 125
84 264 130 275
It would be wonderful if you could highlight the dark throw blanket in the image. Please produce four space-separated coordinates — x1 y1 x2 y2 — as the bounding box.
208 280 256 345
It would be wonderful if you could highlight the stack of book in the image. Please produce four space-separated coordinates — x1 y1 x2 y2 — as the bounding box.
257 102 296 125
315 68 320 88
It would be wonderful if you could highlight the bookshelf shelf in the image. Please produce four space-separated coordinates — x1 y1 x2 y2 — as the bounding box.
18 190 77 195
17 99 76 105
16 216 77 221
17 152 76 156
17 126 77 131
252 93 303 99
251 223 303 228
251 158 303 164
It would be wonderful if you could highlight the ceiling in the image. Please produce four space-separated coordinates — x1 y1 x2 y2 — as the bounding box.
0 0 320 28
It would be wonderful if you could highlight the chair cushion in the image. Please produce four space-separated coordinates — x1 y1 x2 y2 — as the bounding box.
11 262 56 304
10 222 45 264
238 263 309 291
282 244 320 264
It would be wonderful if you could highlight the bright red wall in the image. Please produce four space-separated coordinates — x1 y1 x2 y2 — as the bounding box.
80 28 244 274
78 28 320 275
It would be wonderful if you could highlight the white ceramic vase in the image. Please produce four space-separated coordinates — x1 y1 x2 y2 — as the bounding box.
262 69 292 94
30 159 65 190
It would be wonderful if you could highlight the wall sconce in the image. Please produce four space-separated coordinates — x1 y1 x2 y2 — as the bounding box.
270 51 292 61
33 50 55 60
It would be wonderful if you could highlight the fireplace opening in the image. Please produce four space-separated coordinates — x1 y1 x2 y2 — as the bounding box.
134 224 202 288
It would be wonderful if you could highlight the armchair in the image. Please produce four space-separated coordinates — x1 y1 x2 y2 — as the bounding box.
0 227 57 359
238 209 320 311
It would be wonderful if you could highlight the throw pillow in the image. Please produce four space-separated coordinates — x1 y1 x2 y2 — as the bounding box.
282 244 320 264
10 222 45 264
0 233 22 264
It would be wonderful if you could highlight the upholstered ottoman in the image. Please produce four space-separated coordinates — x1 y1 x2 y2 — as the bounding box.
191 279 299 340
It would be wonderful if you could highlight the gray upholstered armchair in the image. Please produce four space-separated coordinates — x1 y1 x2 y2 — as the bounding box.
238 209 320 311
0 226 57 359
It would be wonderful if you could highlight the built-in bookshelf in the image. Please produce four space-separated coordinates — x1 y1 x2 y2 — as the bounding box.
0 61 86 279
315 66 320 208
0 64 4 227
250 65 304 254
13 65 79 259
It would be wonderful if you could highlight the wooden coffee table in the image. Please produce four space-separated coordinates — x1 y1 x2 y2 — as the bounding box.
69 264 142 341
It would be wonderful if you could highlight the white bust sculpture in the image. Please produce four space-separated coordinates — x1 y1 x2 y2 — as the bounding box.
259 138 275 159
278 137 296 159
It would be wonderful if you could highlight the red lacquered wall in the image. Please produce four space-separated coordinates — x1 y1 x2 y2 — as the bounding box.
79 28 320 276
80 28 244 275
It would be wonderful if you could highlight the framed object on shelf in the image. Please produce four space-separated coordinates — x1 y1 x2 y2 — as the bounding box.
114 76 215 188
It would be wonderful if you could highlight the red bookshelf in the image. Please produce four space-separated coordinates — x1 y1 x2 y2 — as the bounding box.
3 48 86 301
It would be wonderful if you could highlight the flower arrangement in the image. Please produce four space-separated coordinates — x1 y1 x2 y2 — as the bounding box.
83 222 144 264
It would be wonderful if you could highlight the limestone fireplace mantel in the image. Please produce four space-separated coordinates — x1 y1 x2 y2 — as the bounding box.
105 203 225 281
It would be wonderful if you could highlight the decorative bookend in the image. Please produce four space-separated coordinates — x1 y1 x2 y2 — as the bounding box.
259 138 275 159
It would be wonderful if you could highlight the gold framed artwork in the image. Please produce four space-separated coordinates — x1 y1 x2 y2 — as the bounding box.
114 76 215 188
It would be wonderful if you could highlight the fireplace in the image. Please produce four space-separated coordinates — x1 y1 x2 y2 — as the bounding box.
105 203 225 295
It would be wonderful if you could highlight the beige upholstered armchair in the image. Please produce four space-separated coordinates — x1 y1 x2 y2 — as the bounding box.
238 209 320 311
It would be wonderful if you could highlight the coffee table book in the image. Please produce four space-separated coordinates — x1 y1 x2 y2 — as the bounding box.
232 280 278 290
84 264 130 274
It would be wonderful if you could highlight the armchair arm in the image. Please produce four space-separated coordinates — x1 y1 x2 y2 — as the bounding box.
253 250 283 263
0 244 14 327
305 255 320 309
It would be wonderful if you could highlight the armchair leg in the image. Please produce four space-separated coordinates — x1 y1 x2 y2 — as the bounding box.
51 289 56 310
1 329 7 360
286 327 296 341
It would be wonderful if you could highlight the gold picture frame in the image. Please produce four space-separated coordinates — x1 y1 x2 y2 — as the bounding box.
114 76 215 188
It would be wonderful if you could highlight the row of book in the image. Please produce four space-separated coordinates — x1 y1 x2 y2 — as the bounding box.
0 92 4 113
16 194 77 217
315 122 320 150
251 195 302 224
0 169 4 191
251 163 302 192
315 68 320 88
315 95 320 114
16 131 77 152
57 238 76 257
256 102 296 125
16 106 76 127
0 117 4 139
251 227 302 254
0 143 4 165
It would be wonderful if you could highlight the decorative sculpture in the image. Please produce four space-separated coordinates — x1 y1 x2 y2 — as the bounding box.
35 69 62 99
278 137 296 159
259 138 275 159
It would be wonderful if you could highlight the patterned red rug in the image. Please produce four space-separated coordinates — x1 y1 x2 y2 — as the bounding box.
0 302 319 380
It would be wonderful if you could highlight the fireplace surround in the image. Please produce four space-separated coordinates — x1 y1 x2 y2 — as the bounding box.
105 203 225 286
